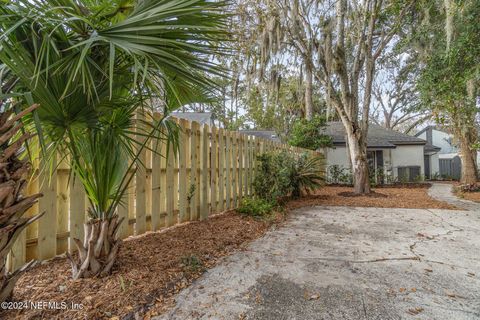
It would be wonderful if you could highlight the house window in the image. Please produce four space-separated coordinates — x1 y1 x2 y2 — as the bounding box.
397 166 421 182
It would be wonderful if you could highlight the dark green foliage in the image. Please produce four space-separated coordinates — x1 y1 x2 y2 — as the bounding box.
253 151 325 201
180 255 205 273
237 197 275 218
288 116 332 150
288 153 325 198
369 166 386 187
327 165 353 185
252 153 292 201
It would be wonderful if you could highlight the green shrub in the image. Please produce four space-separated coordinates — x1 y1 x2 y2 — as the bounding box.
288 153 325 198
327 165 353 185
237 197 275 217
253 151 325 201
253 153 293 200
288 115 332 150
369 166 386 187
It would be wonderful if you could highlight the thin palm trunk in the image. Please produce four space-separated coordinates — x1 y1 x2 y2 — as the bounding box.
67 215 123 279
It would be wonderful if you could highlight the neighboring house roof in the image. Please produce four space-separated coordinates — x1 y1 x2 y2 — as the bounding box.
238 130 281 143
439 153 460 159
324 122 427 149
170 112 214 126
415 125 450 137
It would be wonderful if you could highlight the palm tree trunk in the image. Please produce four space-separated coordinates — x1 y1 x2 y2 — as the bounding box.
67 215 123 279
0 104 44 301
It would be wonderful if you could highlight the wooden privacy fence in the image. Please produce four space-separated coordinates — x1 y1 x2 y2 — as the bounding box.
8 116 323 271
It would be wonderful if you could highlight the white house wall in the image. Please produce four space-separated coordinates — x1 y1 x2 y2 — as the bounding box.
325 145 426 179
390 145 425 177
430 153 440 176
324 147 350 168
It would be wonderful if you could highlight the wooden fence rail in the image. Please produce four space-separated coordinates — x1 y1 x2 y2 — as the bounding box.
8 116 323 271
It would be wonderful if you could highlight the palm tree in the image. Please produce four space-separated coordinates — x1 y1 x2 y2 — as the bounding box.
0 101 44 302
0 0 227 280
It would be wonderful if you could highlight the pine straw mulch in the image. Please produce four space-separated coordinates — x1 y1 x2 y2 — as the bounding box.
458 191 480 203
2 211 284 320
286 184 459 210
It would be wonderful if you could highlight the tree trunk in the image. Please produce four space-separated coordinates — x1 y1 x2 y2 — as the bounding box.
346 128 371 194
304 64 313 120
0 104 44 302
67 215 124 279
458 134 478 184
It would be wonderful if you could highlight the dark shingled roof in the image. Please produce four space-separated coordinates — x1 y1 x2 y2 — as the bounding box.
424 143 441 153
238 130 281 143
324 122 427 148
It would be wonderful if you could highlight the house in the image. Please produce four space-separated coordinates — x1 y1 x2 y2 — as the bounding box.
238 130 281 143
170 112 218 127
415 126 480 179
323 122 440 182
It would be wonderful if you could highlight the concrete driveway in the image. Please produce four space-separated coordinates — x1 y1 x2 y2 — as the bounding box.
157 203 480 319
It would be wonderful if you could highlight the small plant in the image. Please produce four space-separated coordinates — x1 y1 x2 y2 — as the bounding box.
118 275 134 292
429 172 441 181
327 165 344 184
288 115 332 150
289 153 325 198
187 183 196 203
253 153 292 201
414 175 426 182
253 152 325 201
327 165 352 185
180 255 205 273
237 197 275 218
367 166 387 187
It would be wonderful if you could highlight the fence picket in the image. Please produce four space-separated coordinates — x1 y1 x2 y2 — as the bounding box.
178 119 188 222
210 126 218 214
37 158 57 260
200 124 209 220
135 110 147 235
217 128 225 212
166 139 175 227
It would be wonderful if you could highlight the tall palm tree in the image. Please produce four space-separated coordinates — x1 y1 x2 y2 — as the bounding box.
0 0 227 280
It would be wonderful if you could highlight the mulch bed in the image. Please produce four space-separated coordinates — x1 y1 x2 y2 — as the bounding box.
287 185 458 210
458 192 480 203
2 185 457 320
2 211 282 320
